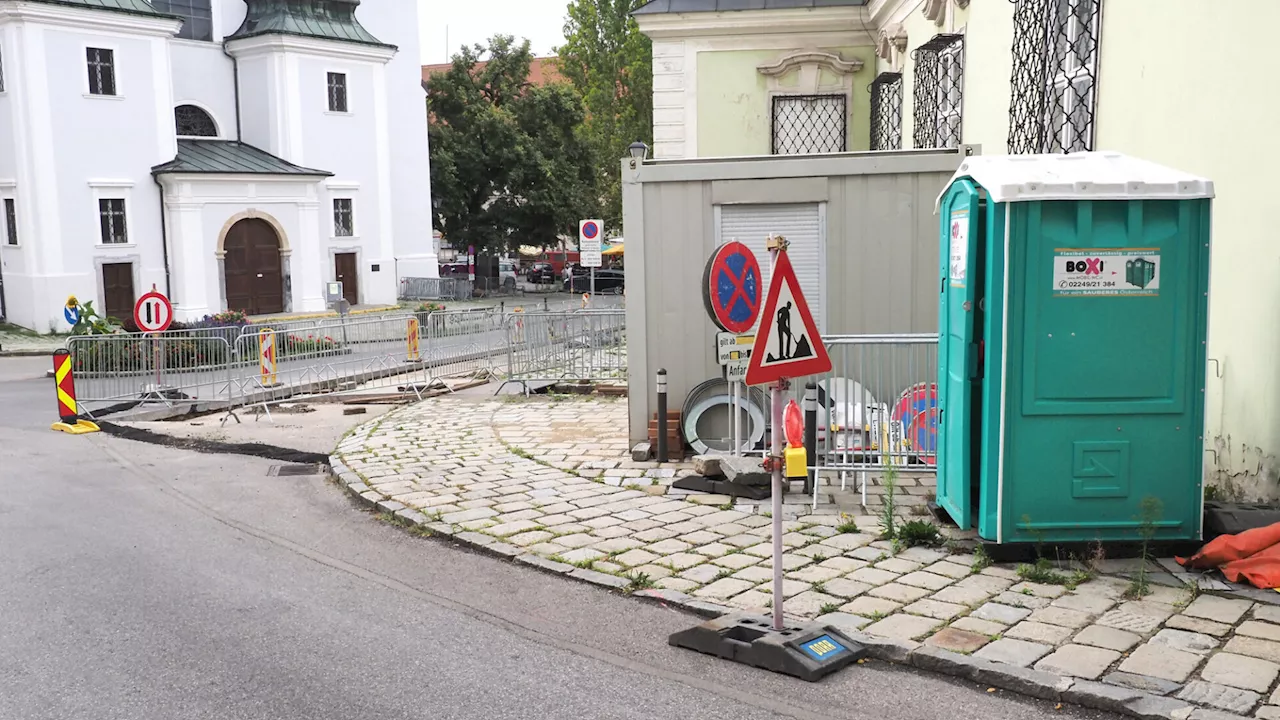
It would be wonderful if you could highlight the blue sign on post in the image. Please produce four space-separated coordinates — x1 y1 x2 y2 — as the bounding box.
702 241 762 334
64 300 80 326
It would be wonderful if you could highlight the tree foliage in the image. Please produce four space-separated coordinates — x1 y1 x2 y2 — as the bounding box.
557 0 653 228
427 36 597 254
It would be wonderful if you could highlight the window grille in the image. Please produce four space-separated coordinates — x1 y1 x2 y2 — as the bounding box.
327 72 348 113
87 48 116 96
174 105 217 137
771 94 847 155
333 199 354 237
152 0 213 42
4 199 15 246
911 34 964 149
1007 0 1102 154
98 199 128 244
869 72 903 151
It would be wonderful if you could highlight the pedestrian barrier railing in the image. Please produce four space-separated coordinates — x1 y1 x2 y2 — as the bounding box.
399 276 472 301
805 333 940 506
501 310 626 393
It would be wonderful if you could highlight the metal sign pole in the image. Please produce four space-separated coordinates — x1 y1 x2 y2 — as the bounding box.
590 267 596 298
732 381 740 456
770 379 785 630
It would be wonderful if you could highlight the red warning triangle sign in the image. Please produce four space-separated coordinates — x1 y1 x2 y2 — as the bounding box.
744 249 831 386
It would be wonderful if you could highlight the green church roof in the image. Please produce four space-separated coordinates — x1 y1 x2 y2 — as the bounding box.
23 0 173 18
227 0 395 49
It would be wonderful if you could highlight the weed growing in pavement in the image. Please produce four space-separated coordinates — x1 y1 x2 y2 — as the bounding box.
1016 558 1071 585
810 552 829 563
1125 496 1164 600
572 559 597 570
867 610 886 621
971 545 993 573
819 602 842 615
836 513 860 534
715 568 736 581
548 554 570 564
717 502 733 511
407 524 433 538
909 505 931 517
897 519 942 548
624 572 656 591
811 581 827 594
624 483 642 491
879 465 900 540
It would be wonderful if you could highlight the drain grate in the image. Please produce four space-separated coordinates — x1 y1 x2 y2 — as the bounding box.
269 464 322 477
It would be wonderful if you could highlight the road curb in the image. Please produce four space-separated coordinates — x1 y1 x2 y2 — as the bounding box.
327 455 1203 718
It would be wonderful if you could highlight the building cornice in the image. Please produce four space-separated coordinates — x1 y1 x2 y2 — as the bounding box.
0 1 181 36
225 33 396 63
636 6 874 40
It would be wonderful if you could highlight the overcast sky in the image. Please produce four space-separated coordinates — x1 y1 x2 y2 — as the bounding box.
418 0 570 65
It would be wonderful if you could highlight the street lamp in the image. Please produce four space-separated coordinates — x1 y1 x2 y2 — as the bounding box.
628 140 648 169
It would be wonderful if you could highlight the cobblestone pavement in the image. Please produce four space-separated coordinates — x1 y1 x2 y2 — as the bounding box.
332 395 1280 719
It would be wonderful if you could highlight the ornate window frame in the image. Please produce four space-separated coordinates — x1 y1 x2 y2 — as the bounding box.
757 50 864 155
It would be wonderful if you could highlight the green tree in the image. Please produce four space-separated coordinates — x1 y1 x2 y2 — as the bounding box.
557 0 653 228
427 36 596 254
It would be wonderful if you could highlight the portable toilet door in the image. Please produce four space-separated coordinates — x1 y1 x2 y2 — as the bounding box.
935 179 984 530
934 152 1214 544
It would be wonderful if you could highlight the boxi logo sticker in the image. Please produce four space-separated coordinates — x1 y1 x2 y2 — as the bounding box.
1053 248 1161 297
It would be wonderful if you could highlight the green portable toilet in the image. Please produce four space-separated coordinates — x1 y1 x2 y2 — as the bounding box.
934 152 1214 544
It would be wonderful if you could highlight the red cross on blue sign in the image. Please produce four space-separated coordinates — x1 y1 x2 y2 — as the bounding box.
703 241 762 333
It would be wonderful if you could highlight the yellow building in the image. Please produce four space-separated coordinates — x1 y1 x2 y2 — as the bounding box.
635 0 1280 500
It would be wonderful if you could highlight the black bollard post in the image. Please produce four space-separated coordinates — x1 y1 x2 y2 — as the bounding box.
804 382 817 495
657 369 668 463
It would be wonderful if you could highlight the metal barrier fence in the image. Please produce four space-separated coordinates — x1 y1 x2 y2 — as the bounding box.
808 334 939 506
63 308 626 417
399 276 472 301
501 310 626 393
67 333 236 410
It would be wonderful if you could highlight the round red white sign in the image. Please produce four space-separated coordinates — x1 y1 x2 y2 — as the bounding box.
133 290 173 333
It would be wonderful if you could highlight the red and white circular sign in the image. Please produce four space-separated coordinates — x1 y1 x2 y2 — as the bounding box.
133 289 173 333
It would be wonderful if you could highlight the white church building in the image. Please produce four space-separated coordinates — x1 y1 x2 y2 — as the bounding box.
0 0 436 332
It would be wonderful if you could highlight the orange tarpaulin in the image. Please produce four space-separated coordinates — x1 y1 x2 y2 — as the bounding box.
1177 522 1280 589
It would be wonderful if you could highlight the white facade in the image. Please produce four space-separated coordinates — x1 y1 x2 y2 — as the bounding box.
0 0 436 332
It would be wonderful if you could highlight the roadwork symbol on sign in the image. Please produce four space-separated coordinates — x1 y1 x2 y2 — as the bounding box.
744 249 830 386
133 287 173 333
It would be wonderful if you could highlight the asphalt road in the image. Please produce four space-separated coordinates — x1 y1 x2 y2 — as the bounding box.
0 356 1120 719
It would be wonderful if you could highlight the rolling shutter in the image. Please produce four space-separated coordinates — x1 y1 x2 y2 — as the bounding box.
719 203 825 332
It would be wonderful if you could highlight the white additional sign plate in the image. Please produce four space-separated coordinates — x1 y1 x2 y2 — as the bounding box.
949 208 969 287
1053 248 1161 297
716 332 754 365
579 219 603 268
724 361 748 382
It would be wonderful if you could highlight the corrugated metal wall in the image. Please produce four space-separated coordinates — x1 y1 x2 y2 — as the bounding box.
622 149 975 444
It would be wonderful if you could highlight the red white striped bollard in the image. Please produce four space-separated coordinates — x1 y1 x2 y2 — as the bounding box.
50 348 99 434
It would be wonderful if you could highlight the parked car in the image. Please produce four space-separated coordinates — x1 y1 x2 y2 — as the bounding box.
498 260 518 290
439 262 469 277
527 262 556 284
564 268 624 294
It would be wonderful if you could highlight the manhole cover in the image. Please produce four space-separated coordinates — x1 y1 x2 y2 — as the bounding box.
269 464 322 477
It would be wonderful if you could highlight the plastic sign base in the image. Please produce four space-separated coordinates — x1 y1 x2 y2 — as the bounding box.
668 611 865 682
51 419 100 435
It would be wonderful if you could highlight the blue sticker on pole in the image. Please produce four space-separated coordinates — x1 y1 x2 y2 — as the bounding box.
702 241 761 334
